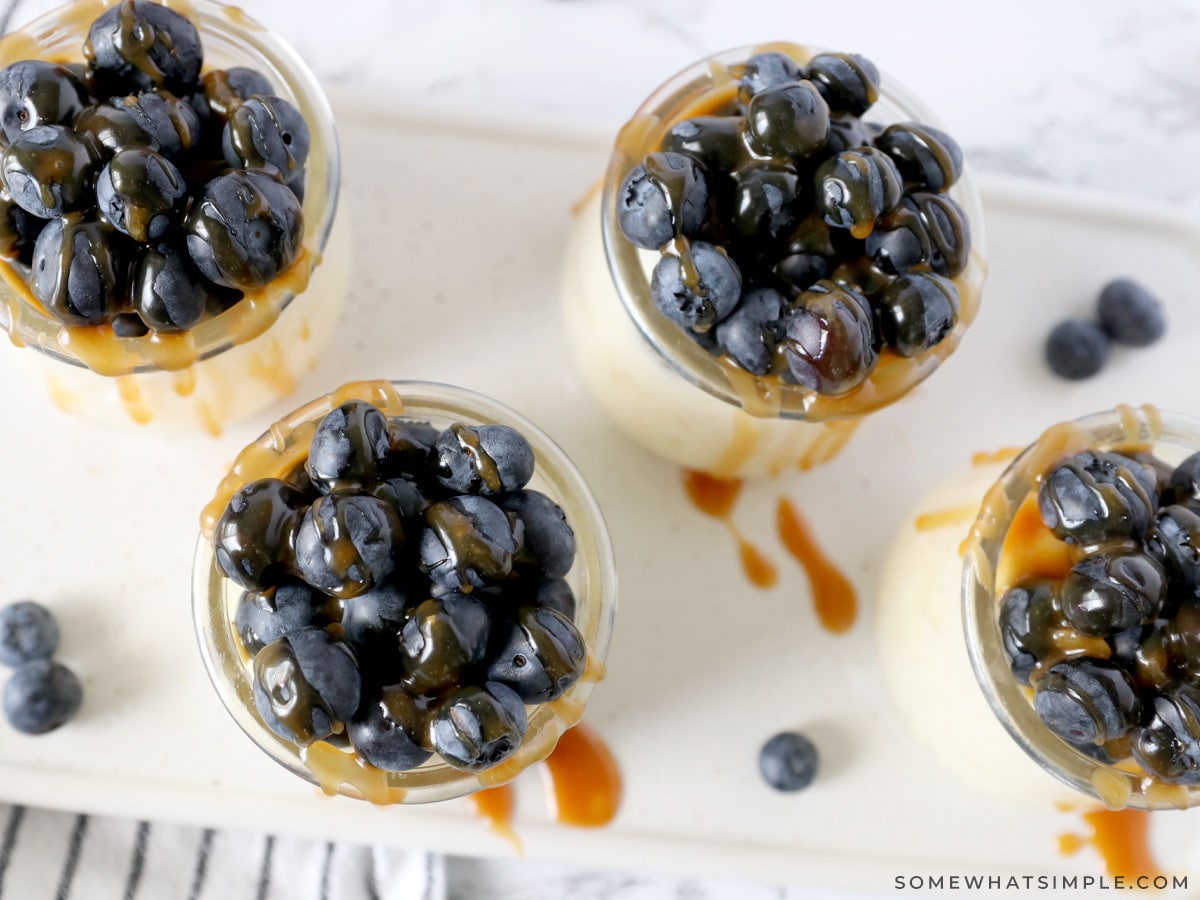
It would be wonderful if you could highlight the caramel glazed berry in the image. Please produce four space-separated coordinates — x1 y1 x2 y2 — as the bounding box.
616 49 971 395
998 446 1200 787
214 399 589 775
0 0 309 335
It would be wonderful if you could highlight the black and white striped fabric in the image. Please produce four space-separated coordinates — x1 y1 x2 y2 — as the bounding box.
0 804 445 900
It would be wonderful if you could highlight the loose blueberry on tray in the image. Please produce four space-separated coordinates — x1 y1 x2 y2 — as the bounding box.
758 731 820 792
0 601 82 735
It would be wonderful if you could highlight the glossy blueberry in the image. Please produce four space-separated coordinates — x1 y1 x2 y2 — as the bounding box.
1034 657 1141 745
758 731 819 792
3 660 82 735
2 125 97 219
661 116 747 175
806 52 880 116
373 477 428 522
1168 451 1200 505
1044 319 1109 380
340 583 408 683
1150 505 1200 593
224 67 274 100
213 478 308 591
0 187 46 260
0 601 59 667
814 147 902 235
0 61 87 144
744 80 830 159
383 419 440 472
293 493 402 599
727 162 801 242
400 593 490 696
908 191 971 277
875 272 959 357
185 169 303 291
737 52 803 102
305 400 391 493
95 148 186 242
496 490 575 579
486 605 586 703
110 312 149 337
1060 551 1166 637
779 280 877 394
865 199 929 274
1097 278 1165 347
773 215 836 291
133 240 209 332
222 95 309 184
650 241 741 333
72 103 154 157
874 122 963 191
252 627 361 745
617 151 708 250
234 581 338 656
998 579 1060 684
1166 604 1200 681
198 67 273 122
429 682 527 772
30 216 128 327
432 423 535 496
347 684 433 771
1131 683 1200 785
86 0 203 93
1038 451 1156 546
419 495 517 590
713 285 786 375
824 112 869 155
108 91 200 160
530 578 576 620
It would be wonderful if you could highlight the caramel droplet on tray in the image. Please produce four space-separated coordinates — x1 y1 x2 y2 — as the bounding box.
777 498 857 633
540 723 621 827
681 470 778 588
469 784 522 853
1059 808 1165 881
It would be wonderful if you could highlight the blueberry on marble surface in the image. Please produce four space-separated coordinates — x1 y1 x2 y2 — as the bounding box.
758 731 819 792
3 659 82 735
1097 278 1165 347
0 601 59 667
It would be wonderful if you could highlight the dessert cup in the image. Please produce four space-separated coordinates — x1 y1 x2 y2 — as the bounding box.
562 43 986 478
0 0 347 435
192 379 617 804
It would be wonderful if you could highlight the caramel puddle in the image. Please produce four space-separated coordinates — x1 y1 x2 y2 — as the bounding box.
776 498 857 633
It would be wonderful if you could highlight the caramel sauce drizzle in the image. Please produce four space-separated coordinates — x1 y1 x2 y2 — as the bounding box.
797 417 861 471
776 498 856 633
539 722 621 827
971 446 1022 467
914 504 978 533
681 470 777 589
1059 809 1165 881
468 785 522 852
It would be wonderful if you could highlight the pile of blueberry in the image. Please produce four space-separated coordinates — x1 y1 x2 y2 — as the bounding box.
616 49 970 395
999 447 1200 785
1044 278 1167 381
212 399 586 774
0 0 309 335
0 600 82 735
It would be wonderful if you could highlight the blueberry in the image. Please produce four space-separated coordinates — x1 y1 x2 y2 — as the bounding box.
428 682 527 772
908 191 971 277
2 125 97 219
399 593 491 695
0 187 46 260
1044 319 1109 380
372 477 428 523
773 215 836 291
30 216 129 327
1150 505 1200 594
418 495 516 590
213 478 308 591
495 490 575 579
1060 551 1166 637
737 52 803 103
727 162 801 242
108 91 201 160
661 116 748 176
806 53 880 116
340 583 408 683
185 170 303 291
199 67 274 121
998 580 1060 684
758 731 819 792
650 241 741 333
824 112 869 155
744 80 830 159
3 660 82 735
72 103 155 157
431 423 535 496
1167 604 1200 681
224 67 274 100
865 199 930 275
293 494 402 599
814 147 903 235
222 95 310 184
1097 278 1165 347
875 272 959 357
1131 683 1200 785
0 601 59 667
714 285 787 375
486 606 586 703
530 578 577 620
0 61 87 144
133 240 209 332
85 0 203 94
1038 451 1156 546
252 628 361 746
1034 658 1141 745
110 312 149 337
383 419 440 473
779 280 878 395
347 684 433 771
234 581 338 656
305 400 391 493
616 151 708 250
875 122 963 191
1168 451 1200 505
95 148 186 242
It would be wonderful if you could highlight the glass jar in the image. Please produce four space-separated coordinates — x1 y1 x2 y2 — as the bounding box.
562 43 986 478
963 405 1200 810
192 379 618 804
0 0 347 435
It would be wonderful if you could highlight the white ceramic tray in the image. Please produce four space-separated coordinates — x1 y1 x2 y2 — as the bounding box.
1 105 1199 893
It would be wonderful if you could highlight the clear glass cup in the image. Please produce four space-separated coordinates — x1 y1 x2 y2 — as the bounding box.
191 379 618 804
0 0 348 435
562 43 986 478
963 405 1200 810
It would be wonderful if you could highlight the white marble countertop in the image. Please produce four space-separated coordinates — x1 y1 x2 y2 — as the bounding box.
4 0 1199 897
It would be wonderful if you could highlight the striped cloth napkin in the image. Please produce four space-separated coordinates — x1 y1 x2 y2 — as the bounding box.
0 804 445 900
